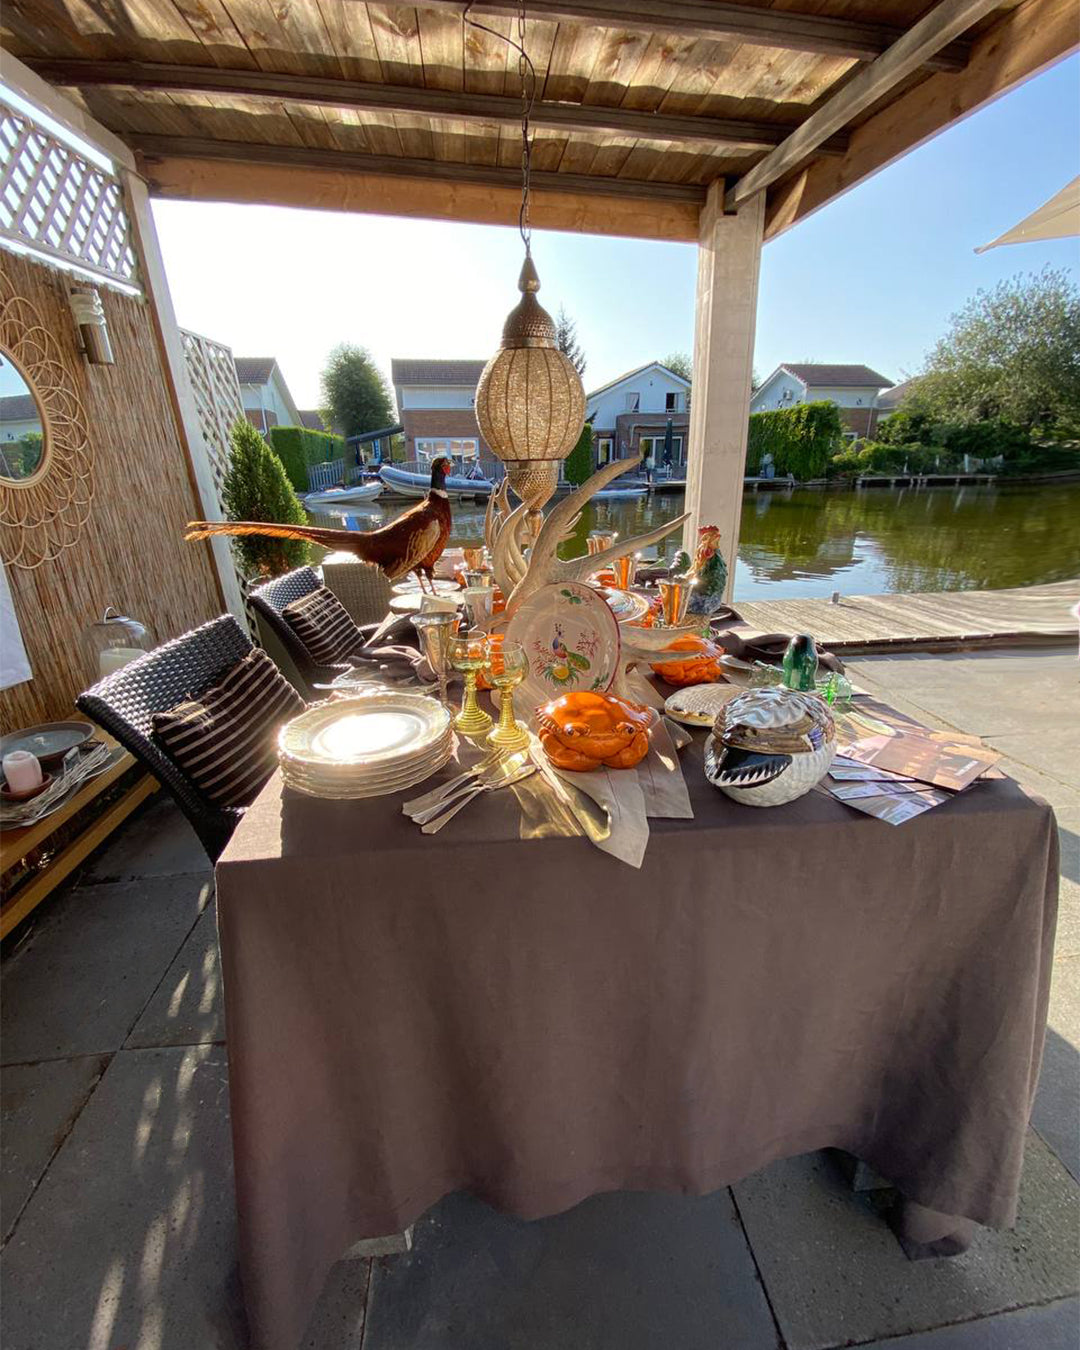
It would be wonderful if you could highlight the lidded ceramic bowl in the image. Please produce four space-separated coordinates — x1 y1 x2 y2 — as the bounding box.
704 686 836 807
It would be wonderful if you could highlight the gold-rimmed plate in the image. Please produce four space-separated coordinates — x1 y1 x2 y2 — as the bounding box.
279 693 450 768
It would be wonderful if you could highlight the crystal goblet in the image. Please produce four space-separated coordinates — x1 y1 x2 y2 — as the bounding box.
449 630 493 735
486 639 530 752
411 611 457 707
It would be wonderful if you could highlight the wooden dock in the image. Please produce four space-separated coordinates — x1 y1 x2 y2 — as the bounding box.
733 579 1079 654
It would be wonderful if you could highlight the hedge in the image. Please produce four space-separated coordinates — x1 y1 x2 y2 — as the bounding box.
267 425 346 491
746 401 843 480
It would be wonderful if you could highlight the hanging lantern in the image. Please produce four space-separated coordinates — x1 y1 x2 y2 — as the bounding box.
473 5 586 533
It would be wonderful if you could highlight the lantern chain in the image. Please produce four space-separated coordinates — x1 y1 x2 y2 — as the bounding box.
463 2 537 255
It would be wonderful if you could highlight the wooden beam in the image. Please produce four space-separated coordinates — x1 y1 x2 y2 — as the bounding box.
137 153 701 242
682 183 765 594
128 135 707 204
725 0 1002 211
26 59 850 156
419 1 971 69
763 0 1080 239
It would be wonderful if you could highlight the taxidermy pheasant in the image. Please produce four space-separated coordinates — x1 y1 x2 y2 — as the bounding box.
186 456 454 591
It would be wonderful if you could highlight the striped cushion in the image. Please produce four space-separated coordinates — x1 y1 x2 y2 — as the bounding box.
283 586 365 666
151 648 305 808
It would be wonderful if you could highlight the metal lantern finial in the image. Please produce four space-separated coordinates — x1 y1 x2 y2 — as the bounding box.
474 8 586 530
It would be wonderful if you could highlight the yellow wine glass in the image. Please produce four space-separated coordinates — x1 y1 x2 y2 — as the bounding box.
449 630 493 735
487 638 530 752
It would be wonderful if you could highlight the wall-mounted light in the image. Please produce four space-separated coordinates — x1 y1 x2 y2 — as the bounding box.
68 286 114 365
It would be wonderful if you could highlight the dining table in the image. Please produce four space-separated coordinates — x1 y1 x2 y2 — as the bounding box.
215 716 1059 1350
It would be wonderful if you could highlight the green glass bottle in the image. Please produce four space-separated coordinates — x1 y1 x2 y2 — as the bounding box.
782 634 818 691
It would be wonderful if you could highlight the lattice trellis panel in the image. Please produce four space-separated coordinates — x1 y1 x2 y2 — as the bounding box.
181 328 245 504
0 99 139 289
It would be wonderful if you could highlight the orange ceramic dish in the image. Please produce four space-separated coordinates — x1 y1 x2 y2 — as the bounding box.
536 690 652 771
650 634 726 687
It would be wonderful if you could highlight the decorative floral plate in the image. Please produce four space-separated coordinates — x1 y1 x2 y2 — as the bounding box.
593 586 652 624
505 581 621 717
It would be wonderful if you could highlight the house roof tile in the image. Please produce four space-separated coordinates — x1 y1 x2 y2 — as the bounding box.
876 376 920 409
298 409 326 430
0 394 40 422
234 356 276 385
392 358 486 386
782 363 893 389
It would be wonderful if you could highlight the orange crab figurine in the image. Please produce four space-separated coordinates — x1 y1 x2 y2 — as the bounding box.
536 690 653 772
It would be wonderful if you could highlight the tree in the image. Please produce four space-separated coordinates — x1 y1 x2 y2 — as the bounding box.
913 267 1080 434
564 421 593 487
221 419 309 578
555 306 586 378
662 351 692 381
320 344 395 439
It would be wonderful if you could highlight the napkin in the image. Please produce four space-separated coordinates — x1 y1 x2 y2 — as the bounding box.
536 715 693 869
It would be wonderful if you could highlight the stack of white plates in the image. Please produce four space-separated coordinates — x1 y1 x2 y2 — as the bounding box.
279 693 453 799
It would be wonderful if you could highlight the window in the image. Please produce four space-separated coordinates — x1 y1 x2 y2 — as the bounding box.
625 392 640 412
640 435 684 464
665 391 680 412
416 437 478 461
597 437 613 465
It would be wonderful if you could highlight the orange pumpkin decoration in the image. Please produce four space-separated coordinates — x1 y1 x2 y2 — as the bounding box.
650 634 726 687
536 691 652 772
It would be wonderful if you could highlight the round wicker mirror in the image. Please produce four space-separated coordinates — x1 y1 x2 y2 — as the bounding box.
0 273 93 569
0 349 50 485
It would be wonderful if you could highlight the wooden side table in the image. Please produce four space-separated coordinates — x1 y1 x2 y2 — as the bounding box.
0 734 158 938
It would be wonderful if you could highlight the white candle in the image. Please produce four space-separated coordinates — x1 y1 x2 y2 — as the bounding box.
3 750 43 792
99 645 144 677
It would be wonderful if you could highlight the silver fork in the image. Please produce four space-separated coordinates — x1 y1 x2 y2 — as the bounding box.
402 750 504 817
407 754 525 824
420 764 537 835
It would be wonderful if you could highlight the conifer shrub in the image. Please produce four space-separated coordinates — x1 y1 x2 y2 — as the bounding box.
221 419 310 578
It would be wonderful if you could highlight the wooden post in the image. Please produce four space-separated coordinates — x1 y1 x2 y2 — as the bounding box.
683 183 765 598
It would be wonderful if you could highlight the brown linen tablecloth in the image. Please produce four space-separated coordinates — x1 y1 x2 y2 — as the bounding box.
216 738 1058 1350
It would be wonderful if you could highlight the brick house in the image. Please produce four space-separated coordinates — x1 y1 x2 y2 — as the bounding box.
750 363 894 439
391 358 494 471
584 362 692 471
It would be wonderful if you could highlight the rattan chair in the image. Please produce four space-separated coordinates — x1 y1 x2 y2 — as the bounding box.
247 564 368 698
76 614 254 862
320 551 393 627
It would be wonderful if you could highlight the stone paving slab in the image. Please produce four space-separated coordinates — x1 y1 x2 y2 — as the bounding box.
844 651 1077 742
854 1295 1080 1350
82 795 210 883
126 902 223 1049
1 874 212 1064
1 1053 109 1240
0 1045 247 1350
732 1135 1080 1350
363 1189 780 1350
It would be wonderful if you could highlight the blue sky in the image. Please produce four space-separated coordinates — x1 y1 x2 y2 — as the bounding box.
152 53 1079 407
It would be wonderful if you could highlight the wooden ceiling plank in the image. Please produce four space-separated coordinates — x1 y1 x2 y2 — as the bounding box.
724 0 1003 211
27 60 852 153
316 0 386 82
405 2 972 71
128 132 708 202
166 0 261 70
366 4 427 88
764 0 1080 238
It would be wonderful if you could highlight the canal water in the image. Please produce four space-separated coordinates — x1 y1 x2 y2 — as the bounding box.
310 480 1080 601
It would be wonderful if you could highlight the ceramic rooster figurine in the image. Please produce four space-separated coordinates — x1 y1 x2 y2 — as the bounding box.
186 456 454 592
683 524 728 616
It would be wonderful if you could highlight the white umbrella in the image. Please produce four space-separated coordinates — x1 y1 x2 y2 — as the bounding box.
975 176 1080 252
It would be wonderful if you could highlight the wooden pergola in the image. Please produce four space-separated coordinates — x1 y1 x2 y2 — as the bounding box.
3 0 1076 585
